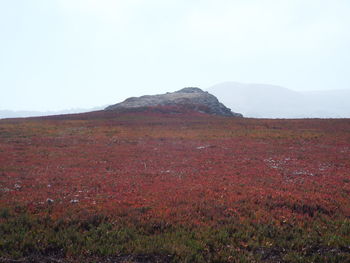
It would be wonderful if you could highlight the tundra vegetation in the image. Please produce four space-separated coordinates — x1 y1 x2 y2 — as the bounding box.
0 109 349 262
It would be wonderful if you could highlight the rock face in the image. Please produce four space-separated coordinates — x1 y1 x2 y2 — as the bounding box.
105 87 243 117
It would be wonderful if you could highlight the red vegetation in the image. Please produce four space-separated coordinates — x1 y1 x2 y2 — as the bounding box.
0 110 349 225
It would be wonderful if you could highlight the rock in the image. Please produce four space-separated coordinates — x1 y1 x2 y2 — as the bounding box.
14 184 22 190
105 87 243 117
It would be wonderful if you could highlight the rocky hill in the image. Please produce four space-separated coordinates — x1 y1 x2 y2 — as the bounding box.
105 87 243 117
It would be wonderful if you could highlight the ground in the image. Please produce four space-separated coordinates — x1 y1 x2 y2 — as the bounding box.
0 110 349 262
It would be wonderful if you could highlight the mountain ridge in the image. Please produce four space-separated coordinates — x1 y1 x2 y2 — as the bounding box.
208 82 350 118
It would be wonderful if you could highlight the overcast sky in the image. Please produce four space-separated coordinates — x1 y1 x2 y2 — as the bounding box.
1 0 349 111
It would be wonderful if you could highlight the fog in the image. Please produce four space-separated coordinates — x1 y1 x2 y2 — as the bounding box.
0 1 349 117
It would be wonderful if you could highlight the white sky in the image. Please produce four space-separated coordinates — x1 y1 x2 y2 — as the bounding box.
1 0 349 111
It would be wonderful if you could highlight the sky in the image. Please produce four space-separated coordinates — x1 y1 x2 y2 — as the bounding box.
1 0 349 111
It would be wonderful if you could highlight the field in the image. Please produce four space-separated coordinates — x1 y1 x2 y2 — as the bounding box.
0 110 350 262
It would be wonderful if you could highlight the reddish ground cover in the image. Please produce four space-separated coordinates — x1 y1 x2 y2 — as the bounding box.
1 110 349 225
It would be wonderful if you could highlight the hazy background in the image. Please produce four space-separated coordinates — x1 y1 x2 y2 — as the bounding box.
0 0 349 117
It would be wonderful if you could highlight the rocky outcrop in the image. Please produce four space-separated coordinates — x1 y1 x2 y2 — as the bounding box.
105 87 243 117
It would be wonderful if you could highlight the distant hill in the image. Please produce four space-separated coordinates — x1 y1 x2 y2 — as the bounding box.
208 82 350 118
105 87 243 117
3 83 349 119
0 106 105 120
